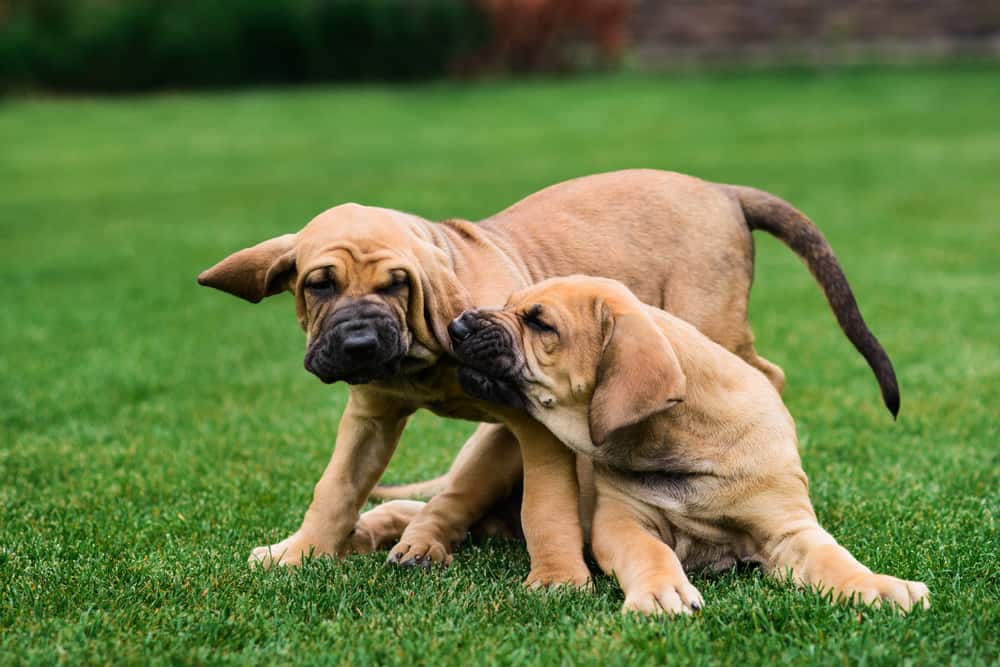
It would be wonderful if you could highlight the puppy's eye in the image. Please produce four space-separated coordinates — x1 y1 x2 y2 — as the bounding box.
378 273 408 294
523 312 556 335
305 278 337 295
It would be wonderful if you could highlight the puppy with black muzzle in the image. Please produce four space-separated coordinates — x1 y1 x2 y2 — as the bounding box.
450 275 929 615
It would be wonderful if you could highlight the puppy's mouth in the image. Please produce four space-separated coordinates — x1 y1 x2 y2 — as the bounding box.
327 361 403 386
449 311 528 410
304 306 407 385
305 340 405 385
456 366 527 410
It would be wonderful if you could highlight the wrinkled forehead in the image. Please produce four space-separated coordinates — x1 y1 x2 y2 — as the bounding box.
508 280 592 312
516 275 636 310
296 203 418 269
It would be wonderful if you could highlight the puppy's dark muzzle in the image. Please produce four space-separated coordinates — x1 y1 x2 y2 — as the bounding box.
447 312 474 343
305 303 406 385
449 311 526 409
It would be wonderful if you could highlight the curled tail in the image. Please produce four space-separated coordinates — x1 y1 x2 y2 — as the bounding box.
728 185 900 417
369 473 449 501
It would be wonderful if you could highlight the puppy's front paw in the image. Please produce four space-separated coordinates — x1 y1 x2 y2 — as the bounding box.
247 531 337 569
523 564 593 591
386 539 453 569
623 576 703 616
838 573 930 612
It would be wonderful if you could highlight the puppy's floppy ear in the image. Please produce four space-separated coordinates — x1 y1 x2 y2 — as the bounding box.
589 306 686 446
405 237 472 353
197 234 297 303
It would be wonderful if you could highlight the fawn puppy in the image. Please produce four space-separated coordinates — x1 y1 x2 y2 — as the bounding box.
449 275 928 614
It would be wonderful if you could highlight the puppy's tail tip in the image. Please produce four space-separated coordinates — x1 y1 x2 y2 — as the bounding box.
884 375 900 420
730 184 902 418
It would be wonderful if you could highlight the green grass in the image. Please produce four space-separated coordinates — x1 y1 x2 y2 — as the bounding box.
1 64 998 665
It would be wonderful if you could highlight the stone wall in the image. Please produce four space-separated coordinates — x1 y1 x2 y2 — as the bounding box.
629 0 1000 65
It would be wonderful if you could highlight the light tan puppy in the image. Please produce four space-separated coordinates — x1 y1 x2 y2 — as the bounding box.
198 169 899 587
449 275 928 613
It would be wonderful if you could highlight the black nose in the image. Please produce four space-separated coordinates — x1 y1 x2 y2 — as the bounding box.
342 331 379 359
449 313 475 342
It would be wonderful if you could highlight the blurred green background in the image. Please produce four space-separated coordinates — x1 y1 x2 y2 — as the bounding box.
1 64 998 664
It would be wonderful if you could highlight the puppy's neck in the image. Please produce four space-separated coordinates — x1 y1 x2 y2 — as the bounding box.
533 403 600 458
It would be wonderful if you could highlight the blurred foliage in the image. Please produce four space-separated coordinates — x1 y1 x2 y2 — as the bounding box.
0 0 488 92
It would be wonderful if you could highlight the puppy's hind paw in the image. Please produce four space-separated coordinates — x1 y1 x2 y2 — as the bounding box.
523 565 593 591
838 574 930 613
386 540 453 569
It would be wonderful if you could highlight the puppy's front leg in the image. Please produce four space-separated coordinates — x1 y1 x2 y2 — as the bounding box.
591 480 703 615
512 417 591 589
389 423 522 567
249 390 411 568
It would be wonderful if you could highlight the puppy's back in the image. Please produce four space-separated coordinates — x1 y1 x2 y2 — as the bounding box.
638 304 799 471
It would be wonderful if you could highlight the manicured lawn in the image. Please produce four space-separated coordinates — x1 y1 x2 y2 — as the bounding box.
1 65 997 665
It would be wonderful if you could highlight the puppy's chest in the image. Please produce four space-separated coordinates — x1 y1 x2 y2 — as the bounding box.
597 425 763 571
598 420 704 473
602 465 759 571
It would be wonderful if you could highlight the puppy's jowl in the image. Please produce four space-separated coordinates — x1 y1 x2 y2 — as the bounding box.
451 275 928 614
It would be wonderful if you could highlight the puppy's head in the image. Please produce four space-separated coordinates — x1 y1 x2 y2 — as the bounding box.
450 276 685 450
198 204 468 385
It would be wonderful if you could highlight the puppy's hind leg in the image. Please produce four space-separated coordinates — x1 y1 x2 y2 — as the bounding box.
748 353 785 393
350 500 426 555
732 338 786 393
762 514 929 612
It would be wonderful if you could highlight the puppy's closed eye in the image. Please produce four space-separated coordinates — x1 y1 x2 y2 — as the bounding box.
306 275 337 296
378 271 409 295
522 305 557 334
